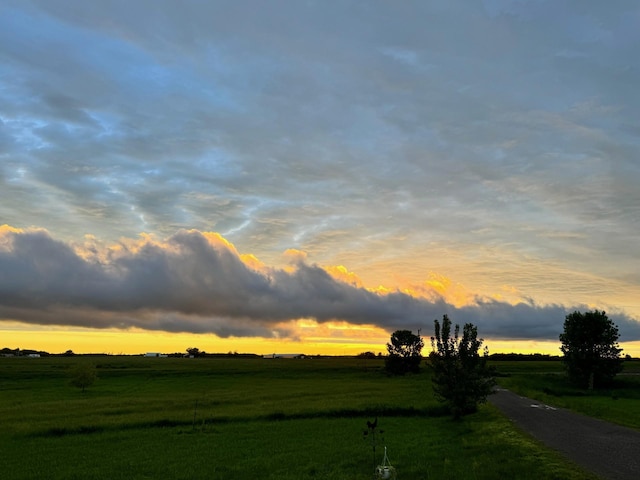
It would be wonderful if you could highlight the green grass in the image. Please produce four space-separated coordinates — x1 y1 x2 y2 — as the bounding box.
492 359 640 430
0 357 599 479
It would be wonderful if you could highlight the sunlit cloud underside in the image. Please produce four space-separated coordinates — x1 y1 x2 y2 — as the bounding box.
1 225 639 354
1 2 640 354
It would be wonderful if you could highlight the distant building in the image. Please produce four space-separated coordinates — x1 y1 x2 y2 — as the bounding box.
263 353 305 359
144 352 167 358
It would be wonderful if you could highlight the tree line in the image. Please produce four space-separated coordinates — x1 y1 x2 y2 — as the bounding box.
384 309 625 418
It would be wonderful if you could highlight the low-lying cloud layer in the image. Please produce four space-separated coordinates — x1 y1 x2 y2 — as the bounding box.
2 226 638 341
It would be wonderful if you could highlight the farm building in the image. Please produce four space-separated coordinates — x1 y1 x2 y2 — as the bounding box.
262 353 306 359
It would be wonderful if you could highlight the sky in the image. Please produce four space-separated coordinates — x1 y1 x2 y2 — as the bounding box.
1 0 639 356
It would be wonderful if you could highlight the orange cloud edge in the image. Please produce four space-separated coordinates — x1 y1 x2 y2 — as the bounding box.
2 225 639 356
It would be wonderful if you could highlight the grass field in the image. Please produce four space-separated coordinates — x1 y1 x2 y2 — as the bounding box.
0 356 608 479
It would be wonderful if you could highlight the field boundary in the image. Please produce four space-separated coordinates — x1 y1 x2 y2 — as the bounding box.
30 404 451 438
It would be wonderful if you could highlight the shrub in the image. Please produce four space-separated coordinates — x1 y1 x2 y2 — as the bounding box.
69 362 97 392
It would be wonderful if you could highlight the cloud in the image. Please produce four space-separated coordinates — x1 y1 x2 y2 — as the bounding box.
0 2 639 345
1 226 639 341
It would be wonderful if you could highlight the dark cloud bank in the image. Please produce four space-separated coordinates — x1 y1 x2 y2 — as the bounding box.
1 227 639 342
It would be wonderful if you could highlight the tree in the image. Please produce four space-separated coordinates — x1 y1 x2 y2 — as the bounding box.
559 310 623 389
186 347 203 357
429 315 495 418
357 351 377 359
69 362 97 393
385 330 424 375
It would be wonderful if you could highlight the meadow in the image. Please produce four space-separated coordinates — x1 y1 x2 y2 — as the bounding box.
1 356 627 479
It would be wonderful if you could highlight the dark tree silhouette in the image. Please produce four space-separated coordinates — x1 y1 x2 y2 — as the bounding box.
357 351 377 359
385 330 424 375
430 315 495 418
186 347 204 357
559 310 623 389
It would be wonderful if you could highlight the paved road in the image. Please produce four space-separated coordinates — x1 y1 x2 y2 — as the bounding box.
489 388 640 480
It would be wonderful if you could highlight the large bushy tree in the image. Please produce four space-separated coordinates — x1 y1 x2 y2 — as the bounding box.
559 310 623 389
430 315 495 418
385 330 424 375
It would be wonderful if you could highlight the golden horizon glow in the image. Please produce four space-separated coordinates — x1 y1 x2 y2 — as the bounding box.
3 321 640 357
0 322 389 356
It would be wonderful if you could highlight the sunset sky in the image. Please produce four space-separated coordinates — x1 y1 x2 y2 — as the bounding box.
1 1 639 356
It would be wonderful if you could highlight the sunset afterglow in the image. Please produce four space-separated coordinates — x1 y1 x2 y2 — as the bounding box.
1 1 639 357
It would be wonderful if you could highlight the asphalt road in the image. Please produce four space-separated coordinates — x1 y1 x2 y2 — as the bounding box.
489 388 640 480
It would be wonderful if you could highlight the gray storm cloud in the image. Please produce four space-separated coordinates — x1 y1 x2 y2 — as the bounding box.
1 227 639 341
